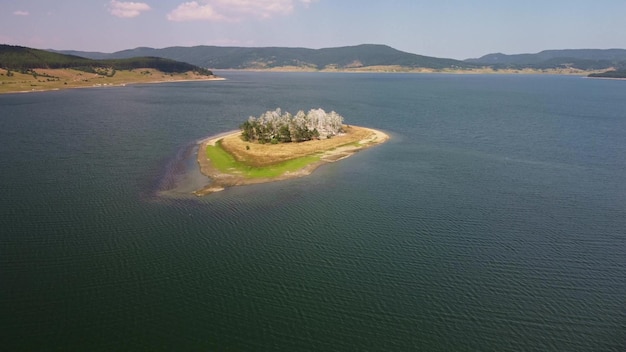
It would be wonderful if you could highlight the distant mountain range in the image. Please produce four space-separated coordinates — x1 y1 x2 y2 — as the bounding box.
5 43 626 77
49 45 626 75
53 44 472 70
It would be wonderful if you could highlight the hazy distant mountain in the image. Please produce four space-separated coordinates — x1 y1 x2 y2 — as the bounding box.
52 44 473 70
46 45 626 74
465 49 626 70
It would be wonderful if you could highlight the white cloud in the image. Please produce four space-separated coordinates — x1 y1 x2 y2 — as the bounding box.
224 0 294 18
13 10 30 16
108 0 151 18
167 2 226 22
167 0 314 22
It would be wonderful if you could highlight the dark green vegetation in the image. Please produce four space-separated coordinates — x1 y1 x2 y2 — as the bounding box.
588 69 626 78
466 49 626 71
1 44 213 75
241 119 315 143
53 44 473 70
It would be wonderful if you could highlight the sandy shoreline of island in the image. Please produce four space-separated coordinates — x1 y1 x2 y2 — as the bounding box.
194 126 389 196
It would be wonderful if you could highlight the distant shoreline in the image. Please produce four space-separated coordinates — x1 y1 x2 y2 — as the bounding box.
0 68 224 94
194 126 389 196
2 77 225 95
216 67 604 76
2 67 608 96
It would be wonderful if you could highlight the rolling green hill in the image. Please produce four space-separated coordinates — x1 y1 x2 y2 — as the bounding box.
0 44 213 75
53 44 474 70
465 49 626 70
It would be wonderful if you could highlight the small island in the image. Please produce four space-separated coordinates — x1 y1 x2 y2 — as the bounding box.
195 108 389 195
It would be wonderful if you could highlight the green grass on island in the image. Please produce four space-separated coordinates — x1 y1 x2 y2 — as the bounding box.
206 140 320 178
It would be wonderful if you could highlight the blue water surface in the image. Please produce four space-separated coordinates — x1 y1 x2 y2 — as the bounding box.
1 73 625 351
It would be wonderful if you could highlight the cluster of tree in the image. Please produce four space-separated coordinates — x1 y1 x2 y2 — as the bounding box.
97 57 212 75
240 108 344 144
0 45 213 75
0 44 92 69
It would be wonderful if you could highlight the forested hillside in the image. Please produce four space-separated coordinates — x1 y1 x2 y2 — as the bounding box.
53 44 473 70
1 45 213 75
465 49 626 70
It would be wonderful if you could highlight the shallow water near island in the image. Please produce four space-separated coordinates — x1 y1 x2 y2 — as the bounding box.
1 73 626 351
157 138 211 197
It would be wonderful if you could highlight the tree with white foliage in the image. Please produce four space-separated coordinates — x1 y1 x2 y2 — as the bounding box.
240 108 344 143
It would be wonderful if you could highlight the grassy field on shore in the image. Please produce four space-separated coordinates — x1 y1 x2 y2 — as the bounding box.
0 68 219 94
206 140 320 178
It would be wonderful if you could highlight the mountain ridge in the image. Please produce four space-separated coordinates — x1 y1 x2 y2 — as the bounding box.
51 44 474 70
465 49 626 70
48 44 626 73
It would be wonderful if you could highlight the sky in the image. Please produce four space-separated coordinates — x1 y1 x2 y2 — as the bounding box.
2 0 626 60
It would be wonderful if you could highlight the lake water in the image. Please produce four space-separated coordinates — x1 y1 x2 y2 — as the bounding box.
1 72 625 351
